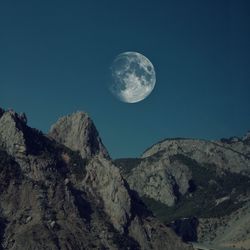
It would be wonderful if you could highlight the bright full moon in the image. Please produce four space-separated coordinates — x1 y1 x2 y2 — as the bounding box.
109 52 156 103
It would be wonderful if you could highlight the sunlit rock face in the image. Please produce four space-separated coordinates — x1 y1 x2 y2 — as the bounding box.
123 157 192 206
0 111 27 157
49 111 109 160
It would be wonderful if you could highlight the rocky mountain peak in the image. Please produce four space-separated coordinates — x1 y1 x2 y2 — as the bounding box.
243 131 250 142
0 109 29 157
0 108 192 250
49 111 109 160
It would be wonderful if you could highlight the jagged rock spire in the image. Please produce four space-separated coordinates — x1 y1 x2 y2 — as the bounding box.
49 111 109 159
0 110 27 156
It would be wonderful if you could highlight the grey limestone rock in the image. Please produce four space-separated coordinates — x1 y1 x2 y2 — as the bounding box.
116 134 250 249
83 155 132 233
49 111 109 160
0 108 192 250
0 111 27 157
118 157 192 207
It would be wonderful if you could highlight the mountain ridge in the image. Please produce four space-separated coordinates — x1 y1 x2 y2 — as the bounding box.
0 108 192 250
115 131 250 249
141 131 250 159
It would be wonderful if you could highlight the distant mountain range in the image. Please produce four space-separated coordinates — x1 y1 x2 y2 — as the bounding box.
115 131 250 250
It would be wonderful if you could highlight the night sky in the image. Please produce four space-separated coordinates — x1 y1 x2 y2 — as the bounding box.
0 0 250 158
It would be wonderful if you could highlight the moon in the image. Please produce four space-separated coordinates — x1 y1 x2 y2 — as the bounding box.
109 52 156 103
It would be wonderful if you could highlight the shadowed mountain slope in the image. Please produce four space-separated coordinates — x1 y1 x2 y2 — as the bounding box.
0 108 192 250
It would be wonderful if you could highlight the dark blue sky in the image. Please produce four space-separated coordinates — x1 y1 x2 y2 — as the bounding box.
0 0 250 158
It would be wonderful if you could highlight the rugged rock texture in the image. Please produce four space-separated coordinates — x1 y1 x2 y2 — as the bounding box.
116 157 191 206
197 201 250 249
0 111 27 157
142 138 250 175
83 156 132 233
115 135 250 249
49 111 109 160
116 135 250 208
0 108 192 250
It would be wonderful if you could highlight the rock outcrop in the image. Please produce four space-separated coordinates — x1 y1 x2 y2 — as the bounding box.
83 156 132 233
243 131 250 142
49 111 109 160
118 157 191 206
0 108 192 250
0 110 27 157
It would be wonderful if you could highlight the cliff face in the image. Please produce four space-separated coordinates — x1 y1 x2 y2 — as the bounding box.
0 109 192 250
115 135 250 249
48 111 109 160
118 157 192 207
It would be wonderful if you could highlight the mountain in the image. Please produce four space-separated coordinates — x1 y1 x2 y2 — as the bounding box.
115 135 250 250
48 112 109 160
0 108 192 250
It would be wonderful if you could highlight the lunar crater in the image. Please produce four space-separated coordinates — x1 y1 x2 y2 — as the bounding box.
109 51 156 103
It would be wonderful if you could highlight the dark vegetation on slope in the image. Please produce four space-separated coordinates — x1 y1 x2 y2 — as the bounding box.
7 116 88 181
114 158 143 175
114 150 166 175
66 150 87 180
144 154 250 223
0 217 7 250
117 153 250 224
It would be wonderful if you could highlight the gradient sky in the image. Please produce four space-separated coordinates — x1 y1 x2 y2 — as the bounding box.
0 0 250 158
